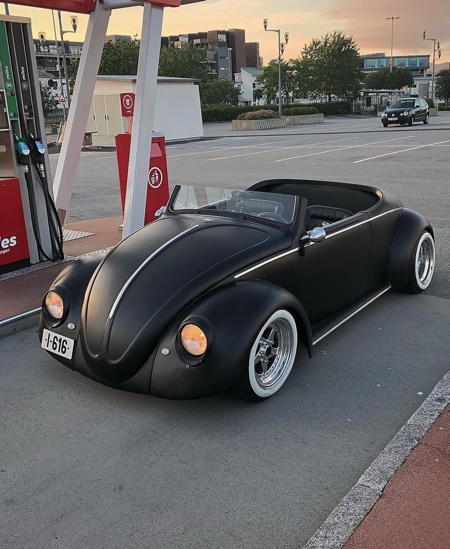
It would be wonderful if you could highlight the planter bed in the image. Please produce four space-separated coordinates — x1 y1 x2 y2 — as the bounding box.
232 113 324 131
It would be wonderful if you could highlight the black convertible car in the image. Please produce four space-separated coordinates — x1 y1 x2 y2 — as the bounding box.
40 179 435 401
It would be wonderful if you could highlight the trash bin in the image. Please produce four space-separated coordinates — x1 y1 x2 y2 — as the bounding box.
115 132 170 225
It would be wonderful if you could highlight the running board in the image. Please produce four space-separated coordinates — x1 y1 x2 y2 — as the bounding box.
312 283 391 346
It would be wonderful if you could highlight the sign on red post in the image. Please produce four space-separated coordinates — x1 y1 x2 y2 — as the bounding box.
120 93 135 117
115 132 170 225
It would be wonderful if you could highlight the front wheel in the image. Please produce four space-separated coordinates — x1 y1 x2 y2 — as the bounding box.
424 113 429 124
232 310 298 402
404 231 435 293
409 115 414 126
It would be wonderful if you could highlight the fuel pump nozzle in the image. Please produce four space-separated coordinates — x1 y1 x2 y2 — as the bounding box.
14 133 30 157
29 132 46 155
29 133 46 177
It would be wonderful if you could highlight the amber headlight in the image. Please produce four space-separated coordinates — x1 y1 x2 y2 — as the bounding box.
45 290 64 320
180 324 207 356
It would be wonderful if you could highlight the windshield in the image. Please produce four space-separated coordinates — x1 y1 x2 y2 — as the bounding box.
391 99 415 109
169 186 296 225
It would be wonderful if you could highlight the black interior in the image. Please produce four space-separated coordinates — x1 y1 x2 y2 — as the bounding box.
305 205 353 230
249 179 380 215
242 198 284 216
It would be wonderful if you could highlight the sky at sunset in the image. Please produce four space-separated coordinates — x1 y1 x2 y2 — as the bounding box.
1 0 449 66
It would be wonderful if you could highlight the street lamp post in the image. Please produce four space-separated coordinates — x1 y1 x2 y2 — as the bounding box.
263 18 289 117
386 16 399 73
57 11 78 110
423 30 441 104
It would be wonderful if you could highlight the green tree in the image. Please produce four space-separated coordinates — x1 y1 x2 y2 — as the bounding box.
39 83 59 117
299 31 362 100
389 66 414 89
435 69 450 106
253 88 264 105
290 56 315 99
99 38 140 75
158 45 212 84
201 78 241 106
256 59 292 106
365 66 413 90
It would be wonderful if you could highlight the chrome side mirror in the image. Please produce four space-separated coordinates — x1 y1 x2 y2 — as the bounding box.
155 206 165 219
310 226 326 243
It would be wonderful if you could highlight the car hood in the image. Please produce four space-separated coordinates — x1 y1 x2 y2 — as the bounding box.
80 215 290 379
385 107 412 114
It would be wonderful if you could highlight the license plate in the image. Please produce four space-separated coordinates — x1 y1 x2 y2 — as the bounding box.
41 329 75 359
389 116 398 120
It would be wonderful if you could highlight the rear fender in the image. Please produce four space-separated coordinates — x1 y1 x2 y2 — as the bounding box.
150 280 312 399
387 209 433 291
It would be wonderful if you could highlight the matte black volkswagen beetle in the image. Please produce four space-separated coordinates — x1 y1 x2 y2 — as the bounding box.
40 179 435 401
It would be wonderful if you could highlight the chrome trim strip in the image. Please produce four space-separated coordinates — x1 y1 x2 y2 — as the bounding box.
109 225 200 319
312 284 391 346
234 208 402 278
234 248 299 279
322 208 402 240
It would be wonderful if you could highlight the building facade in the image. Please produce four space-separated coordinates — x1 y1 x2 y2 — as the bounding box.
360 54 430 76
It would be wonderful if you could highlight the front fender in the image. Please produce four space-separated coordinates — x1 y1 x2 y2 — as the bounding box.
39 253 107 364
150 280 312 399
387 209 433 291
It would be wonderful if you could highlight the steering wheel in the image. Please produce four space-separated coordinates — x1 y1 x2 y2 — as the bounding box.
257 212 286 223
231 204 250 214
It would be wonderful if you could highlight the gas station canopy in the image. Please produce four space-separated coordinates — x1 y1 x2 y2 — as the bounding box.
5 0 204 13
4 0 206 239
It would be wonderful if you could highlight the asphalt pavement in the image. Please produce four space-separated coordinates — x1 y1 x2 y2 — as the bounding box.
1 115 450 548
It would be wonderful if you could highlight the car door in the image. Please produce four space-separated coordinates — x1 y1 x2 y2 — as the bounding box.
414 99 423 121
420 98 429 118
297 212 371 325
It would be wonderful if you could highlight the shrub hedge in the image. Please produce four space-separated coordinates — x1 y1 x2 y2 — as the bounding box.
201 101 349 122
236 109 279 120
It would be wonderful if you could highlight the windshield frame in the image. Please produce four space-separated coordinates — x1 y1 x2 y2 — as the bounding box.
166 185 298 227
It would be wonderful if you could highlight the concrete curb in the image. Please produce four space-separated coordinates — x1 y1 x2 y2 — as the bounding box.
301 369 450 549
0 308 41 339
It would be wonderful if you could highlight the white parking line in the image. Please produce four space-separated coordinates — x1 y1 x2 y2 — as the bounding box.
354 139 450 163
168 138 301 158
274 136 415 162
204 136 359 161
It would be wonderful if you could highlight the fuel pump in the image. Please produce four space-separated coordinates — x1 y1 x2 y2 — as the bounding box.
0 14 63 275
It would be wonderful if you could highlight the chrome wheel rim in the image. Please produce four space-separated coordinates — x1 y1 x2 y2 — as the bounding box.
416 234 435 288
253 317 295 390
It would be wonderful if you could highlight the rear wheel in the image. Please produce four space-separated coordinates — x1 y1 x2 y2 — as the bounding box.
232 310 298 402
404 231 435 293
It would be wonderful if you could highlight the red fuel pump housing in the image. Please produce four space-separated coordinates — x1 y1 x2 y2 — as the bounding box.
115 132 170 225
0 178 30 273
